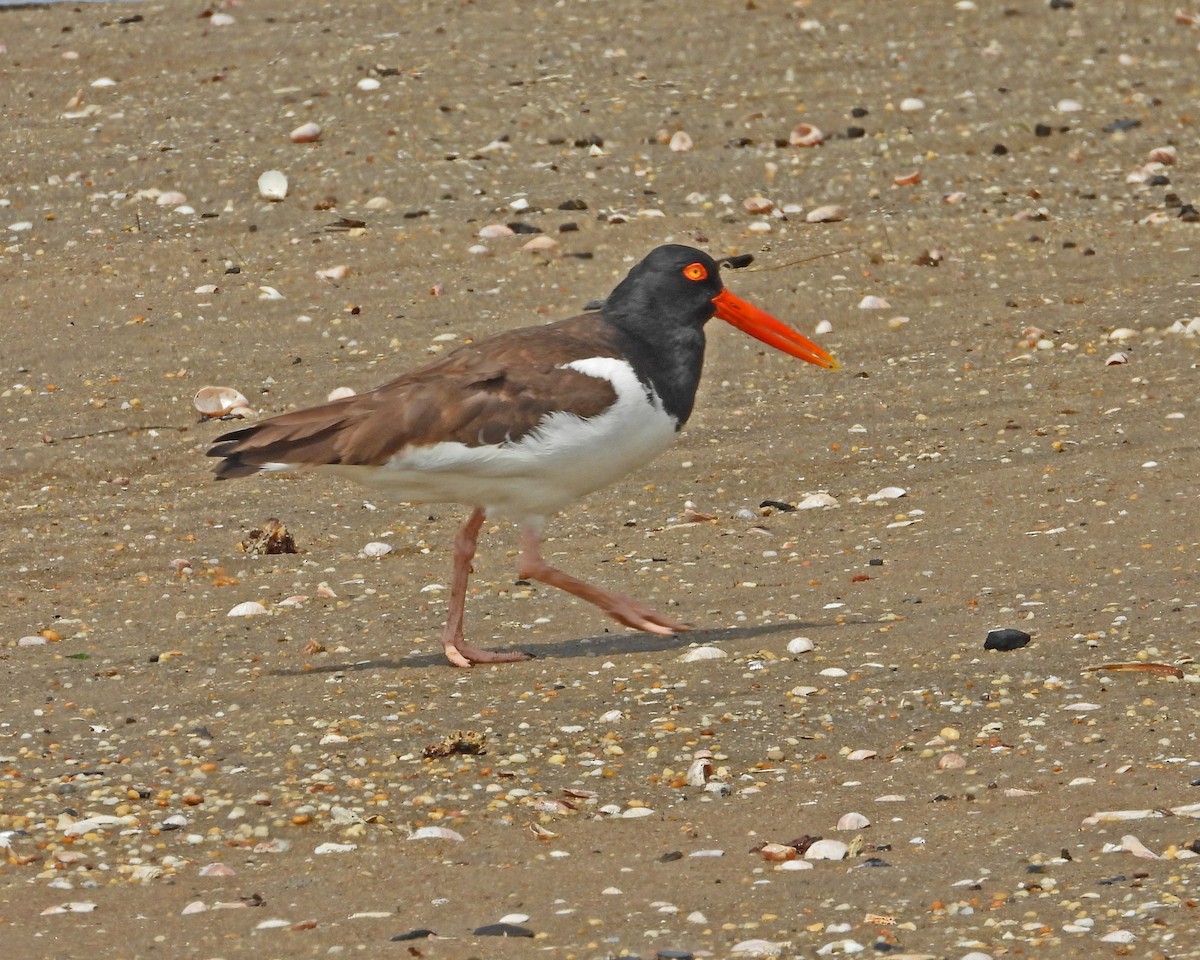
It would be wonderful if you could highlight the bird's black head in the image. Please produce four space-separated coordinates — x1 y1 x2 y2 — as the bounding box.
602 244 728 332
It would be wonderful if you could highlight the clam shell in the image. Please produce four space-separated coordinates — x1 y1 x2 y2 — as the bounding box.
836 812 870 831
194 385 250 418
804 838 850 860
289 122 322 143
327 386 357 401
227 601 269 618
805 204 846 223
679 645 728 662
669 130 694 152
408 826 464 842
786 636 814 655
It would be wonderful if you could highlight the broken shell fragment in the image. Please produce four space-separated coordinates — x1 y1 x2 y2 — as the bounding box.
522 235 560 259
1105 351 1128 366
893 170 922 186
257 170 288 201
789 123 825 147
1147 145 1176 165
327 386 357 401
289 122 322 143
194 386 250 419
804 838 850 860
408 826 464 842
315 265 349 281
858 295 891 310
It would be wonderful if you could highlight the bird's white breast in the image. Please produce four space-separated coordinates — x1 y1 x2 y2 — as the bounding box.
324 357 679 523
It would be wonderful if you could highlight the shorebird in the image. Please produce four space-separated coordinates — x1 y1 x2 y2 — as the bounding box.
208 244 838 666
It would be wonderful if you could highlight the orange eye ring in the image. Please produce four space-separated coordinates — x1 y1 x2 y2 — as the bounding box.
683 262 708 281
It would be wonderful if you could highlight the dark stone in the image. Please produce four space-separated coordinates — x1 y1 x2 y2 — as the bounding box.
851 107 869 118
390 929 436 941
759 500 796 512
847 126 866 139
992 143 1009 155
473 923 534 938
984 628 1031 651
1034 123 1052 137
657 850 684 862
657 951 695 960
507 222 542 234
558 199 588 210
1102 118 1141 133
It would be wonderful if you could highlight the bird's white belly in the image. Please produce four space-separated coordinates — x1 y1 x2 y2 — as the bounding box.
324 357 678 522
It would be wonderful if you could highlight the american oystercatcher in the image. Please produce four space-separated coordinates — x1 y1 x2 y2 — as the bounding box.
208 244 838 667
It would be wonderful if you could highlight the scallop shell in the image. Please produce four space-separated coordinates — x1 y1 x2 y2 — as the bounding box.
836 812 871 831
194 385 250 419
257 170 288 201
679 645 728 662
786 636 814 655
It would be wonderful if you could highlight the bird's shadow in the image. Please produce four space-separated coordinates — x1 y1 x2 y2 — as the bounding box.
268 618 871 676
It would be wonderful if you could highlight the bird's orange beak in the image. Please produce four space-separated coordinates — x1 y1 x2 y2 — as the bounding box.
712 289 840 370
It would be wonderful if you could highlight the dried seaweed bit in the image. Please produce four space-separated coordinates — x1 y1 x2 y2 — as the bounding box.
390 929 438 941
1083 662 1184 678
984 628 1031 651
423 730 487 759
473 923 534 938
760 499 796 512
239 519 297 556
324 217 367 232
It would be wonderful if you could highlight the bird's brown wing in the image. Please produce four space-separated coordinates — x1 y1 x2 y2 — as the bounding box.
208 316 624 479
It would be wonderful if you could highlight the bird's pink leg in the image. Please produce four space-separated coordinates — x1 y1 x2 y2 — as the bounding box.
517 528 690 636
440 508 531 668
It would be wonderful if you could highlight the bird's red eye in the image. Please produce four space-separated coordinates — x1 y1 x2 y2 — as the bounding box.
683 262 708 281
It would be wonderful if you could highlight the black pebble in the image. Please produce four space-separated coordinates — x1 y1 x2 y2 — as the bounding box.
869 558 884 566
558 198 588 210
1034 123 1052 137
759 499 796 512
858 857 892 868
846 126 866 139
507 222 542 234
851 106 869 118
984 628 1031 651
389 929 436 941
474 923 534 938
658 850 684 862
992 143 1009 156
1102 118 1141 133
657 951 695 960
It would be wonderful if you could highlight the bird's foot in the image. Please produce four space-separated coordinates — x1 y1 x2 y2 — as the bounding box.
443 637 533 669
600 596 691 636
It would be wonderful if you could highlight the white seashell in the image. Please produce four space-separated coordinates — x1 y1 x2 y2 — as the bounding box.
899 97 925 112
786 636 814 655
866 485 907 501
198 863 235 877
478 223 515 238
360 541 393 558
789 123 825 147
858 295 891 309
181 900 208 915
257 170 288 201
17 635 48 646
194 385 250 418
1148 145 1176 165
597 804 623 817
789 685 818 697
796 492 839 510
90 77 117 87
227 601 269 618
732 939 787 956
819 667 847 678
685 755 713 786
1108 327 1137 341
805 838 850 860
943 191 967 204
63 814 131 836
41 902 98 915
408 826 464 842
258 285 285 300
498 913 530 924
522 235 560 259
327 386 356 401
814 318 834 335
1100 931 1136 944
357 77 381 91
775 860 813 872
1056 98 1084 112
846 749 877 761
209 12 235 26
836 812 870 831
289 122 322 144
806 204 846 223
1081 809 1160 825
194 283 219 295
689 849 725 858
679 645 728 662
157 191 188 206
1120 834 1161 859
315 264 349 281
598 709 623 723
620 807 654 819
669 130 694 152
1105 352 1128 366
130 864 163 882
